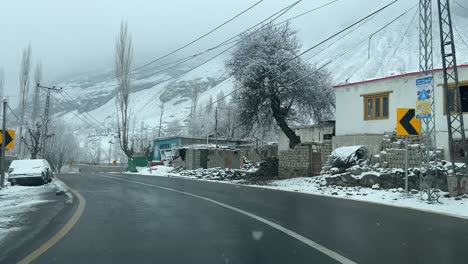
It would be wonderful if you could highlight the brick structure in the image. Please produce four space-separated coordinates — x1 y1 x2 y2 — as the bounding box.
184 148 241 170
278 141 332 178
375 132 444 169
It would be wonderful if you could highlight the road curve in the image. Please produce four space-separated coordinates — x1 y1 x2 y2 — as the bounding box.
10 172 468 264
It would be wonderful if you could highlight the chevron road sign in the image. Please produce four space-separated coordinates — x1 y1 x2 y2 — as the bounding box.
396 108 421 136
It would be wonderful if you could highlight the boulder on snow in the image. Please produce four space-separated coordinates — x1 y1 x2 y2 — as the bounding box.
349 166 362 176
325 173 358 187
359 173 381 187
327 146 368 170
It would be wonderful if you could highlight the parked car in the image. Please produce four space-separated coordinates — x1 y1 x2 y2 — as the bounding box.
8 159 53 186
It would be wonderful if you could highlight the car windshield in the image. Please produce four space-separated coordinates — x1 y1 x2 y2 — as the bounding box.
1 1 468 264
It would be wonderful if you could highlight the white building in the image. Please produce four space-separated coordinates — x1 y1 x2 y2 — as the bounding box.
333 64 468 161
278 121 335 151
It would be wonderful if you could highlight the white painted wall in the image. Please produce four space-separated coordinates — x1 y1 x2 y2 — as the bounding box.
335 66 468 160
278 125 334 151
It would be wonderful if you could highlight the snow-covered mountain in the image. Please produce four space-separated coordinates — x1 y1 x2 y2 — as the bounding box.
53 4 468 136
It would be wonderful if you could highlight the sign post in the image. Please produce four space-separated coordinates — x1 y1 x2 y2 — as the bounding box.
397 108 421 193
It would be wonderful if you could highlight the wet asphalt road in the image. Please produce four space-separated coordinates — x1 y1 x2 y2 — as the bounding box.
9 173 468 264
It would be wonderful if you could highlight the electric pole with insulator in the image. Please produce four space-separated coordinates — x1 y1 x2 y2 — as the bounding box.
37 83 62 159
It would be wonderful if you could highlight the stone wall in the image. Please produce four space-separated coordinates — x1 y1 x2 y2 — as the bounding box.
278 141 332 178
321 140 332 167
375 132 444 169
185 148 205 170
185 148 241 170
278 144 312 178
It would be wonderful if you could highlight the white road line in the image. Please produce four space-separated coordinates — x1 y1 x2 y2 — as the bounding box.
99 174 358 264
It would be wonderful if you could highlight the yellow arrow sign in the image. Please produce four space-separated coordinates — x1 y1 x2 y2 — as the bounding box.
396 108 421 136
0 130 15 149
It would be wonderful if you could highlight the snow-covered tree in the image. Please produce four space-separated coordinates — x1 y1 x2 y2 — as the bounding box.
45 120 80 172
226 23 334 148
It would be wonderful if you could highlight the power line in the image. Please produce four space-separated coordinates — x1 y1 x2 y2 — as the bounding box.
132 0 264 72
455 1 468 12
6 103 20 121
60 91 108 129
453 24 468 49
276 0 340 25
266 0 400 81
71 1 303 92
390 7 418 57
304 11 380 61
201 0 407 110
71 1 304 91
367 3 418 58
137 0 341 79
49 96 107 132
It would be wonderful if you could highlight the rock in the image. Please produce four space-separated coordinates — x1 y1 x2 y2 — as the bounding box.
397 187 404 192
349 166 362 176
324 173 358 187
455 197 462 201
443 193 450 198
410 189 419 195
56 190 65 196
331 191 339 195
346 193 353 196
372 183 380 190
359 173 380 187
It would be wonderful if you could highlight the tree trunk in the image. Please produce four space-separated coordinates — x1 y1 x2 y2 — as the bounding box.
270 96 301 148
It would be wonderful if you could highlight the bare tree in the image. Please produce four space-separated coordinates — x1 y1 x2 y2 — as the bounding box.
226 23 334 148
114 20 134 159
32 61 42 123
18 44 32 157
190 82 199 117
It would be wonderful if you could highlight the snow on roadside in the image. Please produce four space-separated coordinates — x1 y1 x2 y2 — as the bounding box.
263 177 468 220
0 179 65 243
128 166 468 220
128 166 181 177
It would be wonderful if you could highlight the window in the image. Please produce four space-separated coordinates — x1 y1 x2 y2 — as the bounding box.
362 92 390 120
160 144 170 150
445 85 468 113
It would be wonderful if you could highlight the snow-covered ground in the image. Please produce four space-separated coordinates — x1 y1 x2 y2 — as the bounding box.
129 166 468 220
0 179 69 243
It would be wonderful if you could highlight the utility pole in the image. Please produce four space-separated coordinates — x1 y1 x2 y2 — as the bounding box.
215 107 218 147
37 83 61 159
418 0 438 200
437 0 467 164
437 0 466 196
0 99 7 188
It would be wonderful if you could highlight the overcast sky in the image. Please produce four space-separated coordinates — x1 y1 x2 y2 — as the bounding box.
1 0 413 100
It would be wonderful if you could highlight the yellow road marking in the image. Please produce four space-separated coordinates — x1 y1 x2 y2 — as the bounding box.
17 180 86 264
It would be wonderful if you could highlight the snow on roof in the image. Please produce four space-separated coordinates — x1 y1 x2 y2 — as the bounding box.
10 159 47 168
334 64 468 88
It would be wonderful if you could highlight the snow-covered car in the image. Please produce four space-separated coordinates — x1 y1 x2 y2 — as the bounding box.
8 159 53 186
